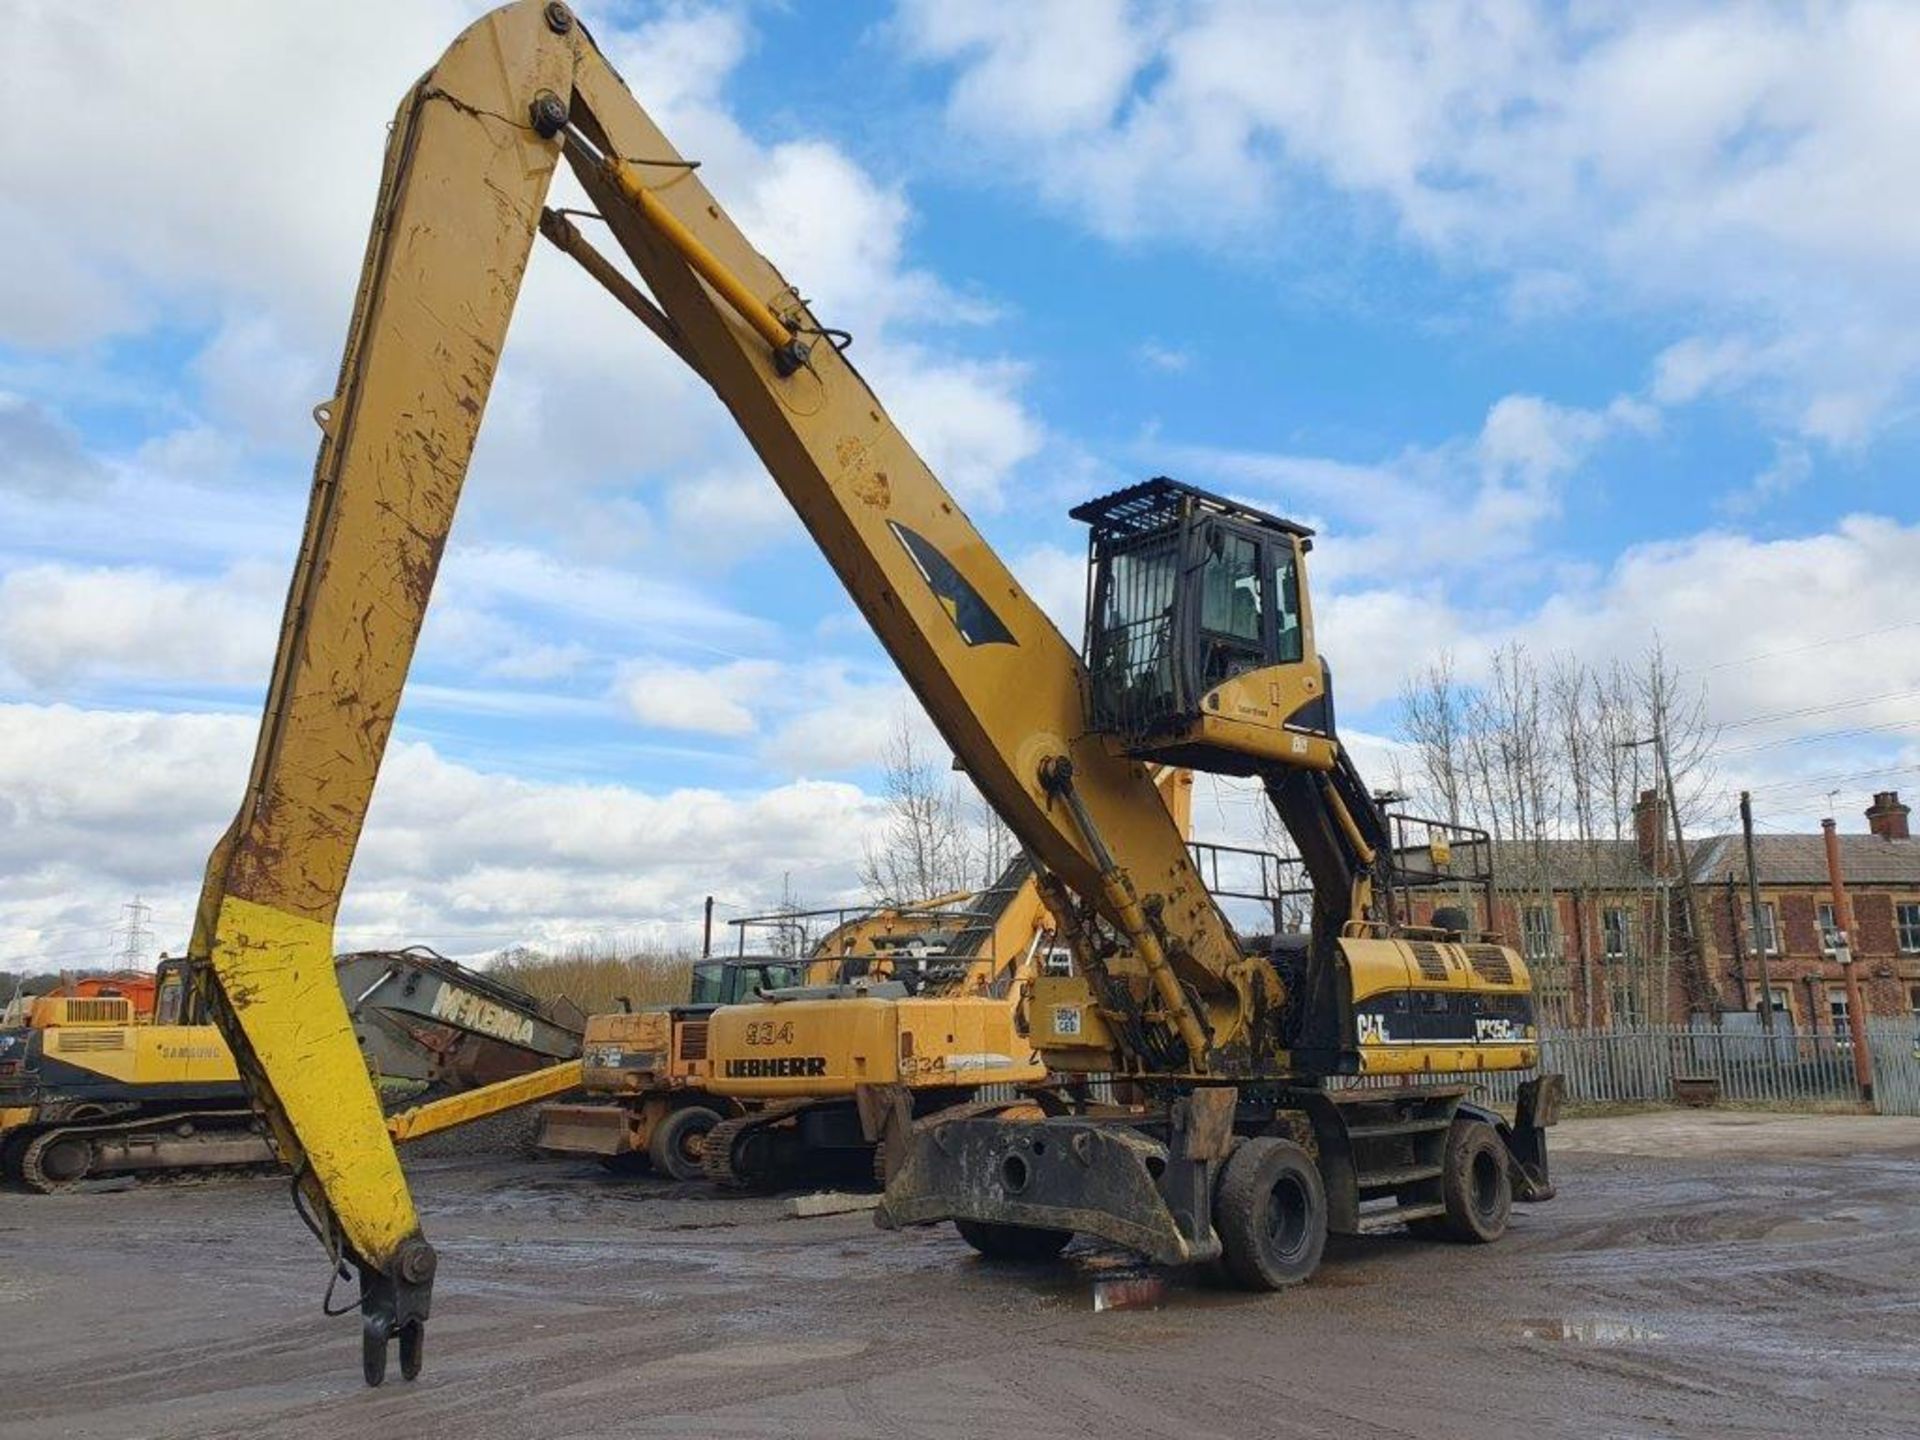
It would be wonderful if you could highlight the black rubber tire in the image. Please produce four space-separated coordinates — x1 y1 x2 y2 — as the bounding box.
398 1321 424 1382
1213 1136 1327 1290
954 1218 1073 1262
649 1105 722 1182
1413 1119 1511 1244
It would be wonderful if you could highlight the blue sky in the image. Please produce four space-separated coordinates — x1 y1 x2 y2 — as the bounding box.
2 1 1917 965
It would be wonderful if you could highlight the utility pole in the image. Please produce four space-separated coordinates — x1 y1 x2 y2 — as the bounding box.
702 895 714 959
1739 793 1775 1033
1651 717 1709 1014
1821 818 1875 1107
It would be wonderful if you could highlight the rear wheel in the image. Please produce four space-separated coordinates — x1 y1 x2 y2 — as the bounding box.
954 1219 1072 1262
1213 1136 1326 1290
1409 1119 1511 1244
649 1105 722 1182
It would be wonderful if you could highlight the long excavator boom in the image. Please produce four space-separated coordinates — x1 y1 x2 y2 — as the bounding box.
188 0 1244 1385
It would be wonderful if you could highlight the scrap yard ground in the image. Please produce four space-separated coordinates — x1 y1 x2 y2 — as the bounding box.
4 1111 1917 1440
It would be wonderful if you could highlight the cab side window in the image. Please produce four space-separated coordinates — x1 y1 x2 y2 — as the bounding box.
1198 530 1266 690
1272 544 1303 664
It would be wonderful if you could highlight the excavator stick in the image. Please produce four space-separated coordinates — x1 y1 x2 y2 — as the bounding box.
386 1060 584 1145
187 2 572 1385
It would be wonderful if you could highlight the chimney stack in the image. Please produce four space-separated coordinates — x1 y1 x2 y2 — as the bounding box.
1633 788 1670 874
1867 790 1911 841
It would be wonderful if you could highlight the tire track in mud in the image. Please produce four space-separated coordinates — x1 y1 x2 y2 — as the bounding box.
7 1127 1920 1440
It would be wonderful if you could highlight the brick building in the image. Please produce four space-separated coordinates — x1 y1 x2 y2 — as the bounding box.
1408 789 1920 1030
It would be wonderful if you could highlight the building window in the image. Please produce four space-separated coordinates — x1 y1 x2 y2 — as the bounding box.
1828 985 1851 1035
1611 984 1641 1026
1754 901 1780 955
1897 903 1920 954
1908 983 1920 1020
1522 906 1556 962
1602 907 1629 960
1754 985 1791 1022
1817 902 1838 956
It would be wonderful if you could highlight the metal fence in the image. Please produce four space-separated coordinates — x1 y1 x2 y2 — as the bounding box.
1348 1018 1920 1116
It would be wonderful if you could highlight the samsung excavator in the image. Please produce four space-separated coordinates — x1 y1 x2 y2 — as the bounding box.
0 950 582 1191
184 1 1557 1386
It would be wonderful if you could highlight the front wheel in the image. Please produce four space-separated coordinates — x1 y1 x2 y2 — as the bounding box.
1409 1119 1511 1244
954 1219 1072 1262
649 1105 722 1182
1213 1136 1327 1290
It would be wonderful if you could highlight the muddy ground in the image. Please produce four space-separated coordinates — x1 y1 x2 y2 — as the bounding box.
3 1110 1917 1440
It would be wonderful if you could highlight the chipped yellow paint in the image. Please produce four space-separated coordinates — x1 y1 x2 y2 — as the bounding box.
208 896 419 1257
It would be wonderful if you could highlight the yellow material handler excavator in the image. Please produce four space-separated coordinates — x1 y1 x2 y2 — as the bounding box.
538 858 1058 1185
184 1 1557 1385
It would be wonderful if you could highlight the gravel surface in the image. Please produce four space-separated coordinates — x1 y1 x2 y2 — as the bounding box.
2 1111 1917 1440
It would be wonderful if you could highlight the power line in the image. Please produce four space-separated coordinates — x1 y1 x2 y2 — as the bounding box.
1689 617 1920 673
1715 686 1920 733
1717 716 1920 758
1739 762 1920 799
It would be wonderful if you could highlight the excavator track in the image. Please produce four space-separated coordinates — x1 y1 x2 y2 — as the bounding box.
700 1102 818 1190
15 1111 272 1193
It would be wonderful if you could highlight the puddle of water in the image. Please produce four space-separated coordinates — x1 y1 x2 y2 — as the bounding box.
1092 1276 1168 1312
1517 1318 1664 1345
703 1338 869 1368
1765 1215 1869 1242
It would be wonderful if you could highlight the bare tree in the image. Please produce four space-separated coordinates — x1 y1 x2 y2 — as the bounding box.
1392 634 1725 1027
1398 654 1468 824
1634 636 1722 1014
859 713 975 903
969 789 1019 887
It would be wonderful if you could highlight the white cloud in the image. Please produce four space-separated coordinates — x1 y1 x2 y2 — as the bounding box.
1011 541 1089 641
619 658 781 737
1720 441 1813 518
1133 341 1193 374
0 701 887 963
1162 386 1653 589
1301 511 1920 814
896 0 1920 444
0 0 1044 546
0 394 107 497
865 350 1043 511
0 561 280 689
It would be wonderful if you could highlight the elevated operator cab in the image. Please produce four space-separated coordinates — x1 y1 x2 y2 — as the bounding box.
687 958 809 1007
1074 477 1336 776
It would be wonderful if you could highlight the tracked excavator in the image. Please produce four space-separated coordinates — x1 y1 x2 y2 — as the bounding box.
184 1 1556 1384
0 950 583 1191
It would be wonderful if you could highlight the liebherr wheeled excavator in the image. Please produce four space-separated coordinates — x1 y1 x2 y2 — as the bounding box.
186 1 1557 1385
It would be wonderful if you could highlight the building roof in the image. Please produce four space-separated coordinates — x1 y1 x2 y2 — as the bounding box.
1691 832 1920 889
1487 838 1650 889
1458 832 1920 893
